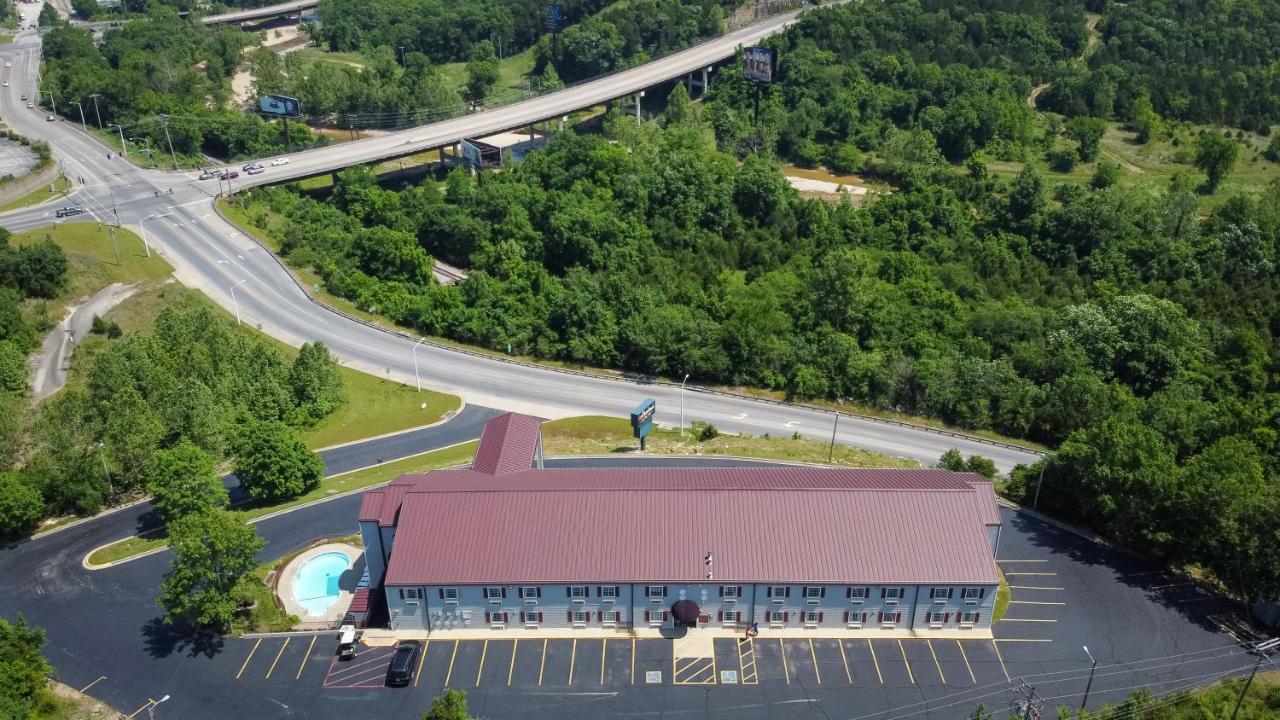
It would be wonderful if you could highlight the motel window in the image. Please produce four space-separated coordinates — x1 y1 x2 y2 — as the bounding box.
570 610 589 624
720 585 741 599
962 587 984 600
567 585 589 599
930 587 951 600
844 611 868 625
646 585 667 599
768 610 787 624
484 587 505 600
804 611 823 625
440 587 459 601
646 610 668 624
600 610 620 624
485 611 509 624
803 586 824 600
599 585 618 599
719 611 742 624
520 586 541 599
398 588 421 600
879 611 901 625
847 587 868 600
929 612 946 624
767 586 789 599
520 611 543 624
882 587 903 600
961 612 980 625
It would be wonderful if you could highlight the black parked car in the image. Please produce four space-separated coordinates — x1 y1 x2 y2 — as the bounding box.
385 640 422 687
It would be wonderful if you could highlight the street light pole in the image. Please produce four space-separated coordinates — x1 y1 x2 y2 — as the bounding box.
1080 646 1098 712
159 114 179 170
70 101 87 130
113 124 128 157
411 338 425 391
230 278 249 325
40 90 56 116
147 694 171 720
827 411 841 463
679 373 690 436
88 93 103 128
96 442 113 499
1032 460 1048 510
138 215 157 257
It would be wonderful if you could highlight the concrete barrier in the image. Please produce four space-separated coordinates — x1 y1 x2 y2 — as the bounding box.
0 160 60 207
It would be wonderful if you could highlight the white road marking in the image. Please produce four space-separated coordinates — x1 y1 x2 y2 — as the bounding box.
733 413 748 420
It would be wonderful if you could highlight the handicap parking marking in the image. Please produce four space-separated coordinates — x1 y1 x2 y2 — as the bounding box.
634 638 670 685
321 647 397 689
672 635 716 685
734 637 759 685
606 637 634 685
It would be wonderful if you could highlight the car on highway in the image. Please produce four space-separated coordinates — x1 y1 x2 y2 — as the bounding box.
385 640 421 687
46 115 54 122
270 157 289 166
198 169 218 180
242 162 263 172
246 165 265 175
220 170 239 180
55 206 84 218
2 82 8 88
26 102 33 109
20 94 26 101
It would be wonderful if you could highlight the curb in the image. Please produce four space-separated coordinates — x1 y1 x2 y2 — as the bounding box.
311 403 465 452
211 202 1046 460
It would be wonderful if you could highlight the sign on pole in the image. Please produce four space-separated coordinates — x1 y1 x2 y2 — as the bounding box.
257 94 302 118
631 399 656 449
542 3 562 32
743 46 776 84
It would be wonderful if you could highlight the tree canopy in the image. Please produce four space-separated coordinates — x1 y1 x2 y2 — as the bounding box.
159 508 265 628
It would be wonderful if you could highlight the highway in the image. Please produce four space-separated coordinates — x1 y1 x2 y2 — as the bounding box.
0 2 1041 471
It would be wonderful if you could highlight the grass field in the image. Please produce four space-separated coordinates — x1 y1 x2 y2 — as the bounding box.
438 47 536 97
290 46 369 68
0 172 72 212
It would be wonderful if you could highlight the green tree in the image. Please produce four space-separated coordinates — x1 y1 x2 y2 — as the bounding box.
464 41 499 107
1194 132 1238 192
1090 161 1122 189
290 341 345 421
0 472 43 539
1064 117 1107 162
423 688 471 720
0 614 53 718
15 242 67 298
661 83 694 128
232 419 324 501
0 340 25 393
159 509 265 628
145 441 228 525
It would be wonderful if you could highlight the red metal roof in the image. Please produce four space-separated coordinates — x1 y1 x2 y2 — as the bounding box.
369 413 1001 586
348 587 370 614
470 413 542 475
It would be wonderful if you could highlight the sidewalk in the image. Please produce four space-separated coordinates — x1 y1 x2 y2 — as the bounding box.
356 624 993 646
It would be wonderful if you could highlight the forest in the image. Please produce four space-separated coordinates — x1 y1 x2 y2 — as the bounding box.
235 0 1280 603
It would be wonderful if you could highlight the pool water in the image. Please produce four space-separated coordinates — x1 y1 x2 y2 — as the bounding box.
292 552 351 616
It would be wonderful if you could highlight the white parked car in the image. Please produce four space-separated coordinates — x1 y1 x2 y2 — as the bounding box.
4 62 11 68
270 157 289 166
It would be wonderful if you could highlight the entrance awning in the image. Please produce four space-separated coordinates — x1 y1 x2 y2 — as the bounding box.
671 599 700 624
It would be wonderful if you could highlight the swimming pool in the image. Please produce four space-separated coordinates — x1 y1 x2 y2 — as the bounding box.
292 551 351 616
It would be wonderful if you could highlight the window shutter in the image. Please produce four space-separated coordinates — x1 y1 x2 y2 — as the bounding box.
596 586 602 597
899 587 906 599
979 588 986 599
614 585 620 597
644 586 651 598
767 587 773 598
538 612 544 623
438 589 444 599
662 585 668 597
783 612 789 622
820 587 826 598
568 611 573 622
846 587 851 599
948 588 954 599
880 588 886 598
878 611 883 622
843 611 849 623
974 613 980 623
566 586 572 597
536 587 542 598
717 611 723 621
718 586 724 597
502 587 507 598
785 587 791 598
944 613 950 623
818 612 824 622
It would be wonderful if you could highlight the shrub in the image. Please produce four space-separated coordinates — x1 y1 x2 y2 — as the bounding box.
1047 148 1078 172
691 421 718 442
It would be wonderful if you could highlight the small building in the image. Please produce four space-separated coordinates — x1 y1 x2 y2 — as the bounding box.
358 413 1002 636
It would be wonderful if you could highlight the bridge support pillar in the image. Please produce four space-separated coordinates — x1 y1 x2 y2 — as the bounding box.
559 115 567 132
635 90 644 125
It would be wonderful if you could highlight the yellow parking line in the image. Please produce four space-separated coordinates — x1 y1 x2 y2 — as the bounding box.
568 639 577 686
1001 618 1058 622
839 639 852 684
1009 585 1065 591
867 639 883 684
79 676 106 693
265 637 290 678
296 636 316 680
809 639 822 684
927 640 945 684
236 639 262 680
600 639 607 685
630 638 635 685
538 638 548 685
443 640 459 687
671 639 676 683
1009 600 1066 606
475 640 488 686
414 640 429 687
507 639 518 686
779 639 790 684
897 640 915 685
957 641 975 684
992 640 1010 682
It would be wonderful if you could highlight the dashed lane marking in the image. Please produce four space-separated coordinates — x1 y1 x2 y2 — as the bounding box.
1009 600 1066 606
265 638 290 679
236 639 262 680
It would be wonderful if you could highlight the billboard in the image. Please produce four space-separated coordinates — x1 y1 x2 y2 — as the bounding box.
743 46 776 84
258 94 302 118
542 3 562 31
459 138 502 170
631 399 656 440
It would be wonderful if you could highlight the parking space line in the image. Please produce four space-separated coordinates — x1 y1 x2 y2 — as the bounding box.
839 639 852 684
897 640 915 685
236 639 262 680
538 638 547 685
1009 600 1066 606
508 639 518 686
809 639 822 684
475 640 488 686
867 639 883 684
569 639 577 686
265 638 290 679
630 638 635 685
957 641 975 684
79 676 106 693
1001 618 1058 622
600 639 607 685
296 636 316 680
779 639 790 684
414 640 429 687
1009 585 1064 590
444 640 459 687
991 640 1010 682
927 640 945 684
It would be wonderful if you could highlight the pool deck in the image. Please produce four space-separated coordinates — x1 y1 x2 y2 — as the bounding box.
277 543 362 629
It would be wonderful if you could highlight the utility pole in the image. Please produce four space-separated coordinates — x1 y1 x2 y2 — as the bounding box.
40 89 56 116
107 225 120 265
1080 646 1098 712
827 411 840 463
1231 639 1279 720
412 337 425 391
159 114 178 170
96 442 114 499
89 93 103 128
1031 460 1047 510
680 373 690 437
1010 680 1044 720
71 101 86 130
114 124 128 157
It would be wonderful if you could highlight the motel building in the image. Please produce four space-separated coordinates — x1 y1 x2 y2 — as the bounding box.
356 413 1003 638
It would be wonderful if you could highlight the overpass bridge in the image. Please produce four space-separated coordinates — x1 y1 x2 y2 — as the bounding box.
81 0 317 31
236 6 809 188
